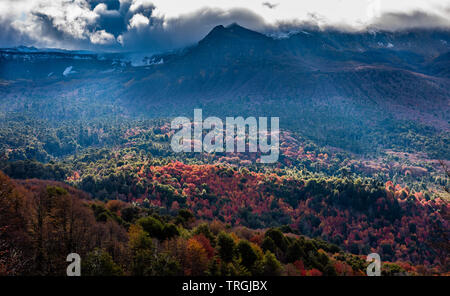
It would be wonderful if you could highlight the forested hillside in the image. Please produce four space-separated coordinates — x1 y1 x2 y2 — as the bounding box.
1 171 444 276
0 24 449 276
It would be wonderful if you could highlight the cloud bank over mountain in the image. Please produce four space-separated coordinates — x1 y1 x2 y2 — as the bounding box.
370 10 450 31
0 0 449 52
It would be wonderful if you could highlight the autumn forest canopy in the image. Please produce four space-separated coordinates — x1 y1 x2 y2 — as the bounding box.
0 23 449 277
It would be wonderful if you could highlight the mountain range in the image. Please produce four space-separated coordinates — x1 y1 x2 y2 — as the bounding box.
1 23 449 156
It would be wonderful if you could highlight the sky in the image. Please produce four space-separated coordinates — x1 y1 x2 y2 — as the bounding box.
1 0 449 52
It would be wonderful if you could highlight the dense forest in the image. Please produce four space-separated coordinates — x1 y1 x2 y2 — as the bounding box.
0 171 443 276
0 115 448 275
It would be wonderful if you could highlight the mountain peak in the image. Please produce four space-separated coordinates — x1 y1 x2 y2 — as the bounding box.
211 24 226 32
225 23 262 36
199 23 270 45
226 22 243 29
199 25 227 42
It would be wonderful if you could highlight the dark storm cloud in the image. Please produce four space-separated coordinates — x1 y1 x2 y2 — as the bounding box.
32 12 69 41
91 1 128 37
0 17 34 48
119 7 267 52
264 9 450 36
90 0 156 39
94 11 126 37
0 0 267 52
1 1 449 52
370 10 450 31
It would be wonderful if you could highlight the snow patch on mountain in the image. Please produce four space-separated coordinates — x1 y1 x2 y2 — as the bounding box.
63 66 76 76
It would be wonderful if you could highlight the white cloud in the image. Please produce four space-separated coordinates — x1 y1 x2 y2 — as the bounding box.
93 3 120 17
33 0 98 40
90 29 116 44
147 0 450 27
128 13 150 29
129 0 154 14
